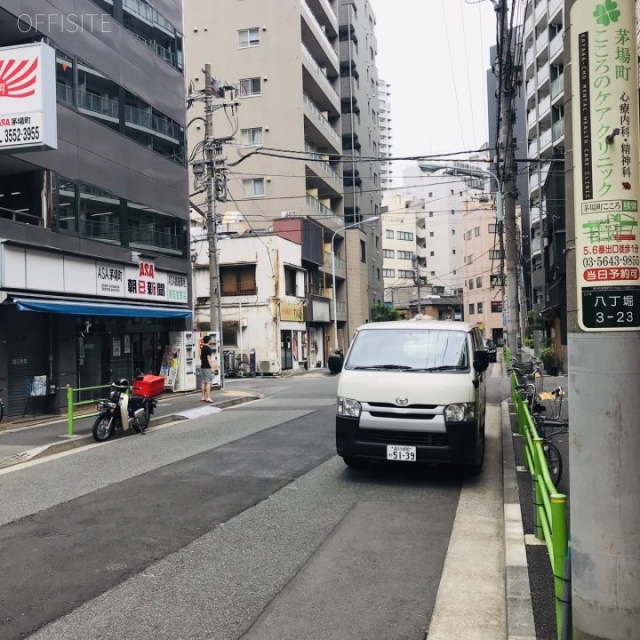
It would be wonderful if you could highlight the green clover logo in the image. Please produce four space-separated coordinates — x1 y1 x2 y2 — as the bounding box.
594 0 621 25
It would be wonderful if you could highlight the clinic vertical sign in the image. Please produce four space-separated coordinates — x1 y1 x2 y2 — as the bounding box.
571 0 640 330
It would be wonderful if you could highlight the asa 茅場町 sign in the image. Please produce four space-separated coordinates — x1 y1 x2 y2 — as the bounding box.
0 42 57 151
571 0 640 331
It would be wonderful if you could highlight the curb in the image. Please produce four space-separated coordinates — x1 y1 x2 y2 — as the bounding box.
0 394 261 470
502 399 537 640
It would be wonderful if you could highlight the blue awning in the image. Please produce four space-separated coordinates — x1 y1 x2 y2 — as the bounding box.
12 297 192 318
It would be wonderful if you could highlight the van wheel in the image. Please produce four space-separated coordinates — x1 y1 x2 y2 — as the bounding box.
464 430 485 476
343 456 367 469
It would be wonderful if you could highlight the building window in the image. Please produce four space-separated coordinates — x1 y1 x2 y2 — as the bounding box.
284 267 297 296
429 231 434 237
383 249 395 258
376 267 380 280
430 251 435 257
430 270 435 276
476 276 482 287
56 51 74 105
79 183 121 244
488 223 498 233
451 209 454 215
397 231 414 241
429 211 433 217
221 265 257 295
53 176 77 233
451 228 455 235
360 239 366 262
385 229 394 239
238 28 260 48
489 249 503 260
452 249 456 255
428 192 433 197
491 301 503 313
469 303 475 315
239 77 261 96
383 268 395 277
469 279 474 290
397 250 413 260
477 302 484 313
240 127 263 146
242 178 265 197
474 226 481 237
127 200 185 256
398 269 414 278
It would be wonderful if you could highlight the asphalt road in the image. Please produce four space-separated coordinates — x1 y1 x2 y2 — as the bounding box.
0 369 508 640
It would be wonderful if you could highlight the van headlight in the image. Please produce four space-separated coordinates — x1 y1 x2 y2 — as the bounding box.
445 403 476 423
337 397 362 418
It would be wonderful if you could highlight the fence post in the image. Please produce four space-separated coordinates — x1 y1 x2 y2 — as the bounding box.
66 385 74 437
551 493 568 638
533 436 545 540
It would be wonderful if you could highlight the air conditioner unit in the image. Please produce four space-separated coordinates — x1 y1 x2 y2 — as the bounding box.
280 210 299 218
258 360 280 375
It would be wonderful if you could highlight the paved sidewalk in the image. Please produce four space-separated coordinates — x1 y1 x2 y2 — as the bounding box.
0 387 261 470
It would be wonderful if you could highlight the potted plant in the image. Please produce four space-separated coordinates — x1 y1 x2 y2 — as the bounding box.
539 344 559 376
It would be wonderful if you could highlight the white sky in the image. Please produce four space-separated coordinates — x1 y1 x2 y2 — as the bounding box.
373 0 498 167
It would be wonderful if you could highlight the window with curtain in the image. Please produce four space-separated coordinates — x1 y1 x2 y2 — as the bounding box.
221 265 257 296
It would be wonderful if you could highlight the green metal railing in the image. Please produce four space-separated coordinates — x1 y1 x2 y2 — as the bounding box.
505 347 570 639
66 384 110 437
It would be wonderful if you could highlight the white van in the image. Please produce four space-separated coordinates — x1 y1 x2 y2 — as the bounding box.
335 319 489 474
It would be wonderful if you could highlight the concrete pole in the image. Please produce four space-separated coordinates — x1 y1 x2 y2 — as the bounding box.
565 1 640 637
203 64 223 388
497 0 520 356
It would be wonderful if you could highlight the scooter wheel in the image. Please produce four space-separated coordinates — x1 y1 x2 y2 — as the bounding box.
92 416 113 442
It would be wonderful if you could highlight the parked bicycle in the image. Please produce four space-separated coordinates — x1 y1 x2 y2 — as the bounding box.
533 388 569 485
223 351 251 378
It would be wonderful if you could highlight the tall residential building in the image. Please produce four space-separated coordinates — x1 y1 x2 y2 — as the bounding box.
522 0 566 357
0 1 191 417
339 0 383 341
185 0 382 355
377 79 393 189
403 162 486 295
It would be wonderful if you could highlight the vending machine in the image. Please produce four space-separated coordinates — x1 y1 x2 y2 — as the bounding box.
194 331 221 389
162 331 197 392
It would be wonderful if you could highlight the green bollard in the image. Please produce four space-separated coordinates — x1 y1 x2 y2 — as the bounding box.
533 437 545 540
550 493 568 639
67 385 74 437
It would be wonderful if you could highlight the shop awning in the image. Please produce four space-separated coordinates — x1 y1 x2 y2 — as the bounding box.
11 296 192 318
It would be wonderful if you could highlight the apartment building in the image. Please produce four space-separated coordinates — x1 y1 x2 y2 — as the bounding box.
461 200 505 344
522 0 566 359
339 0 383 342
403 162 486 295
0 0 191 416
381 193 425 309
377 79 393 189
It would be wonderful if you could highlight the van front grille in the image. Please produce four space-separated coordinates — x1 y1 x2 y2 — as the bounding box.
358 428 449 447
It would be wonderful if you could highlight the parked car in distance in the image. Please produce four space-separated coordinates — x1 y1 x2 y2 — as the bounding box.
484 339 497 363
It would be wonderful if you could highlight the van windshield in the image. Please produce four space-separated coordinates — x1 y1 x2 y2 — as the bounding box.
345 328 469 371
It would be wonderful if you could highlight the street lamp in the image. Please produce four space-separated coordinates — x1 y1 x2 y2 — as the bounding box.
331 216 380 352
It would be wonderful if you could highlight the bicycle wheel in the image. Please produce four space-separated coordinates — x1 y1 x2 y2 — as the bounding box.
544 441 563 485
236 362 251 377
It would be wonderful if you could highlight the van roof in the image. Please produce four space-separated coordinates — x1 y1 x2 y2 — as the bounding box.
356 320 477 332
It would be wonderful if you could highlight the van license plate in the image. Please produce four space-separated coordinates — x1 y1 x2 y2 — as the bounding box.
387 445 416 462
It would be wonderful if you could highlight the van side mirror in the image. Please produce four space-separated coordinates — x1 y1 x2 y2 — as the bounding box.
473 350 489 372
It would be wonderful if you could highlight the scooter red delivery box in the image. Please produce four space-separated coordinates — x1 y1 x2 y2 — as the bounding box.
133 375 165 399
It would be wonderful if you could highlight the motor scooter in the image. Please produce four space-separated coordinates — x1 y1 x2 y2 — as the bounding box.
92 373 157 442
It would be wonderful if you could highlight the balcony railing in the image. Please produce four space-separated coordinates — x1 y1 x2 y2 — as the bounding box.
549 32 563 61
301 0 338 66
56 82 73 104
125 105 181 141
552 118 565 140
301 43 339 104
130 228 181 252
77 89 119 119
306 193 333 217
324 251 345 270
551 74 564 99
305 142 342 184
303 93 340 144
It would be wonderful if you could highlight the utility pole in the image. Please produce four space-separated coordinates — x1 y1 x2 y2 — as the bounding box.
496 0 520 356
203 64 221 345
413 256 422 315
565 1 640 637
